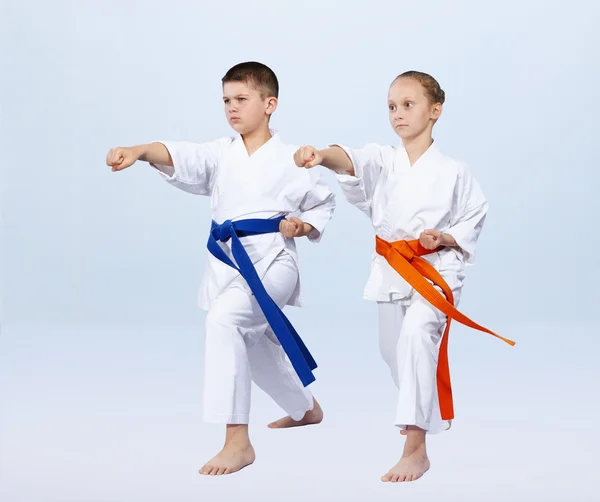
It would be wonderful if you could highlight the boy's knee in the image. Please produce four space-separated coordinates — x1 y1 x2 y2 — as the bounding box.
206 289 249 330
205 308 227 334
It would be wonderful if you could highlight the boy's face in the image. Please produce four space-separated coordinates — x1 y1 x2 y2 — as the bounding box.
387 78 441 141
222 80 277 135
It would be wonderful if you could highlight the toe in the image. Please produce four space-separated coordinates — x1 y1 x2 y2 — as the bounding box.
268 418 283 428
216 467 226 475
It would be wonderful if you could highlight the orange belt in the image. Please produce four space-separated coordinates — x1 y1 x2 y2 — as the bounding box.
375 236 515 420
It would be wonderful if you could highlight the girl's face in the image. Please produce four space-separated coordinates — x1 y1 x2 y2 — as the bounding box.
388 78 442 141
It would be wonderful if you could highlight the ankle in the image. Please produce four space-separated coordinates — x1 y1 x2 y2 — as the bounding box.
404 441 427 454
224 439 252 448
225 424 250 445
402 432 427 455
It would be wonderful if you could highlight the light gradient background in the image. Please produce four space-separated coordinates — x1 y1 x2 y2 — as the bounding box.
1 0 599 501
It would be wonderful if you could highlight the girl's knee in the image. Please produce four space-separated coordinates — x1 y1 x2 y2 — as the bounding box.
405 301 445 330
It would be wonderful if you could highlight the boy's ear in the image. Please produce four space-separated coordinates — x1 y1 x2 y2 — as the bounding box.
266 96 278 116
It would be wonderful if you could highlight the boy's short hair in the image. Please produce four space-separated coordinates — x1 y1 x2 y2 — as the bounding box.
222 62 279 99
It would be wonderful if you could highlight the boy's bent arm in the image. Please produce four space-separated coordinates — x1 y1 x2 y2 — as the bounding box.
297 170 336 242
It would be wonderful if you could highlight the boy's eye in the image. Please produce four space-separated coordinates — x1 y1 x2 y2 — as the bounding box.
389 105 396 111
239 97 246 101
224 99 230 104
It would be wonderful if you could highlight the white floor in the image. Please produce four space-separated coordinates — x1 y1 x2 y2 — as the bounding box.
1 322 597 502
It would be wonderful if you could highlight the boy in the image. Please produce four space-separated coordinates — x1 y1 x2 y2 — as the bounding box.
106 62 335 475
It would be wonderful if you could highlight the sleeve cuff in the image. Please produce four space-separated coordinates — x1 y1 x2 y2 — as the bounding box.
444 230 476 263
151 163 176 179
328 144 364 179
300 214 327 242
149 141 177 179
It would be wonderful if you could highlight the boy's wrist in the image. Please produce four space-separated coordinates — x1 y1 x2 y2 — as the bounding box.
302 222 315 237
136 144 150 162
316 149 327 164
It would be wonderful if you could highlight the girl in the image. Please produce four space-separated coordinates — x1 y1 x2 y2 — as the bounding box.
292 71 514 483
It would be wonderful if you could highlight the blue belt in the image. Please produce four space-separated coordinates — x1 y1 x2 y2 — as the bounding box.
207 216 317 386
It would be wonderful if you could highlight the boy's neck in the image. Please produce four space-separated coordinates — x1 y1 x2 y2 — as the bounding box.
241 126 273 156
402 128 434 166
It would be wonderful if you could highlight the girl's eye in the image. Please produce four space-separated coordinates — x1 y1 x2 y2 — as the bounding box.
389 105 396 111
405 102 413 108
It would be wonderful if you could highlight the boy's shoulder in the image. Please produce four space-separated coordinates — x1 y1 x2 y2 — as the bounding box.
213 136 237 146
274 135 298 151
190 136 236 152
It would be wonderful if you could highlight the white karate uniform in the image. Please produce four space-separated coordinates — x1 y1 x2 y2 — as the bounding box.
152 131 335 424
334 141 487 433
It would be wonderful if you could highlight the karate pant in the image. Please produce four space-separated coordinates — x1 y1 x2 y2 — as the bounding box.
202 252 313 424
378 285 463 434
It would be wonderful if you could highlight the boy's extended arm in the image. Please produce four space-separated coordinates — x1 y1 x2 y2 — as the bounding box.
107 142 173 171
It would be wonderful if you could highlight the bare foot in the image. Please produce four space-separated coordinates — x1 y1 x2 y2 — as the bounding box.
381 445 430 482
199 441 255 476
199 425 255 476
267 398 323 429
382 426 430 483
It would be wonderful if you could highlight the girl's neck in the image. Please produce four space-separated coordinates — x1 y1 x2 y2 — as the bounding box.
402 132 434 166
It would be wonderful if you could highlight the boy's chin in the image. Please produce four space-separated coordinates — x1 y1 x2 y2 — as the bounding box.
229 123 246 134
229 123 261 136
